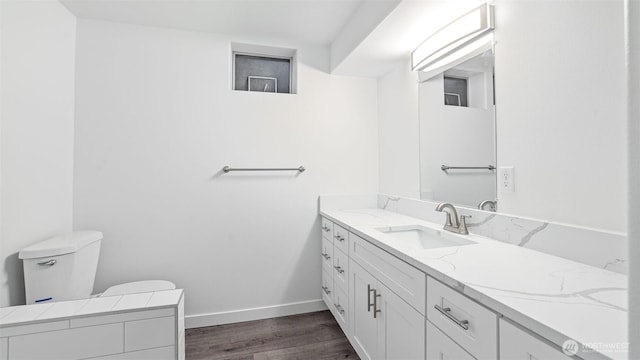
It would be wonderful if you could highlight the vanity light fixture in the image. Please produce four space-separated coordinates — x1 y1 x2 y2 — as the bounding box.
411 3 494 72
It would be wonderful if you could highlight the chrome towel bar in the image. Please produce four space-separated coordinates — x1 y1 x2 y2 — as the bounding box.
441 165 496 171
223 166 305 173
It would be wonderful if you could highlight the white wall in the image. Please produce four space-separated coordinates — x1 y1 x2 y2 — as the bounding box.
377 59 420 198
73 19 379 325
378 1 627 233
627 0 639 356
494 0 626 232
0 0 76 307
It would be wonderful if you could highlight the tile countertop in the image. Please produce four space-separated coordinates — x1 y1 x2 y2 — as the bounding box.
0 289 184 329
321 209 627 360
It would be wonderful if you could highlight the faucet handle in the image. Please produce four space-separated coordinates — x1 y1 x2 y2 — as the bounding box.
458 215 472 235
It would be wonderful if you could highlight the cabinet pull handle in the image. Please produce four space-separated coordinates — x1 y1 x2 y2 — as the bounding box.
367 284 375 312
322 226 331 232
321 253 331 260
334 234 345 242
373 289 381 318
334 303 345 315
322 286 331 295
37 259 57 266
334 265 344 274
434 305 470 330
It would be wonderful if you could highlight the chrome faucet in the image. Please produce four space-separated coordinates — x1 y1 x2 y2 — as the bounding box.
478 200 496 212
435 202 471 235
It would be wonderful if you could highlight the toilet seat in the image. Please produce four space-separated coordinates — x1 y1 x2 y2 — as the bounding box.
101 280 175 297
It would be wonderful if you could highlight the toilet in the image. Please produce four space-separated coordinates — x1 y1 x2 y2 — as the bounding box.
18 231 175 304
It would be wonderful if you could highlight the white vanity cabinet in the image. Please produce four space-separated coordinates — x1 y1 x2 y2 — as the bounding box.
500 319 573 360
320 217 502 360
350 260 425 360
321 218 350 336
319 212 616 360
348 231 425 360
320 217 425 360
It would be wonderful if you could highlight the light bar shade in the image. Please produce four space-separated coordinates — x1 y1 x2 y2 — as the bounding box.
411 3 494 72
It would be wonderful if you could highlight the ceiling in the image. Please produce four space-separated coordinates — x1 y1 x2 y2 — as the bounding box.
60 0 480 78
61 0 368 45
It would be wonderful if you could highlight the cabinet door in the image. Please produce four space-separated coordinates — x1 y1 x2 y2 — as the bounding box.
321 267 333 308
426 320 475 360
332 284 349 334
378 282 425 360
349 261 379 360
321 237 334 274
500 319 573 360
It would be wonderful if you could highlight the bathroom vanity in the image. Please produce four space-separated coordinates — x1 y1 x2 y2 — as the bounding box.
320 196 627 360
0 290 185 360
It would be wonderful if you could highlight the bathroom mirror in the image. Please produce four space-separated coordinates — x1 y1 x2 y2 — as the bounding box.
418 48 496 210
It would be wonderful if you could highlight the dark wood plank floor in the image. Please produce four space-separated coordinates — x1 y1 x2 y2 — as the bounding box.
186 310 360 360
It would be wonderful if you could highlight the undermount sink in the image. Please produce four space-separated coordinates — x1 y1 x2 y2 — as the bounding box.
375 225 476 250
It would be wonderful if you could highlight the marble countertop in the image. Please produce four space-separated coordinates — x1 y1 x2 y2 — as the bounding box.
0 289 184 329
321 208 627 360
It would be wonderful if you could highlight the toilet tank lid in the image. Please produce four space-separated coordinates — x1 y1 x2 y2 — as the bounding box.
19 231 103 259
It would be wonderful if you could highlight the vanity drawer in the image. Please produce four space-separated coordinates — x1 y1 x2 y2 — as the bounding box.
499 319 573 360
331 283 349 335
426 320 475 360
321 218 334 241
321 237 334 273
333 224 349 254
333 248 349 291
350 234 426 314
321 268 333 308
427 276 497 359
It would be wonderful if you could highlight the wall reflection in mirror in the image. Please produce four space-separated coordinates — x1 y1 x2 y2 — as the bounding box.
418 48 497 211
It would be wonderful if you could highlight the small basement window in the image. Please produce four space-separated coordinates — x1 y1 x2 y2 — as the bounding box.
232 43 297 94
444 76 468 107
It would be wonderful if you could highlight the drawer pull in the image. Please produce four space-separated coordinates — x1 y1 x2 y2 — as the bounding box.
334 235 345 242
335 303 345 315
322 225 331 232
373 289 381 318
434 305 470 330
367 284 375 312
322 286 331 295
37 259 57 266
321 253 331 260
334 265 345 274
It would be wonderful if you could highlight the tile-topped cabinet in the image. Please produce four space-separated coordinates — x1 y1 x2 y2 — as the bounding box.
0 290 185 360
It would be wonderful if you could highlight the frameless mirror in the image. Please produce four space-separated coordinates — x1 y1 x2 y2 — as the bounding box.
418 49 497 210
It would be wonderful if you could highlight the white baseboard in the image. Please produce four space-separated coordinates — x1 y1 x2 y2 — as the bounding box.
185 299 328 329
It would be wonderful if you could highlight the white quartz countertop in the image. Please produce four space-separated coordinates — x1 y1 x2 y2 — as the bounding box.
321 209 627 360
0 289 184 329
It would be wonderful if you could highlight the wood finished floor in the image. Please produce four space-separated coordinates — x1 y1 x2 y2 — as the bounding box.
185 310 360 360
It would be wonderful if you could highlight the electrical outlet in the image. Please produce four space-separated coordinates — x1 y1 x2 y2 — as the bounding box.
499 167 515 192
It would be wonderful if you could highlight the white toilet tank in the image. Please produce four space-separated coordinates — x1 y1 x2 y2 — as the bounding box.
19 231 103 304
